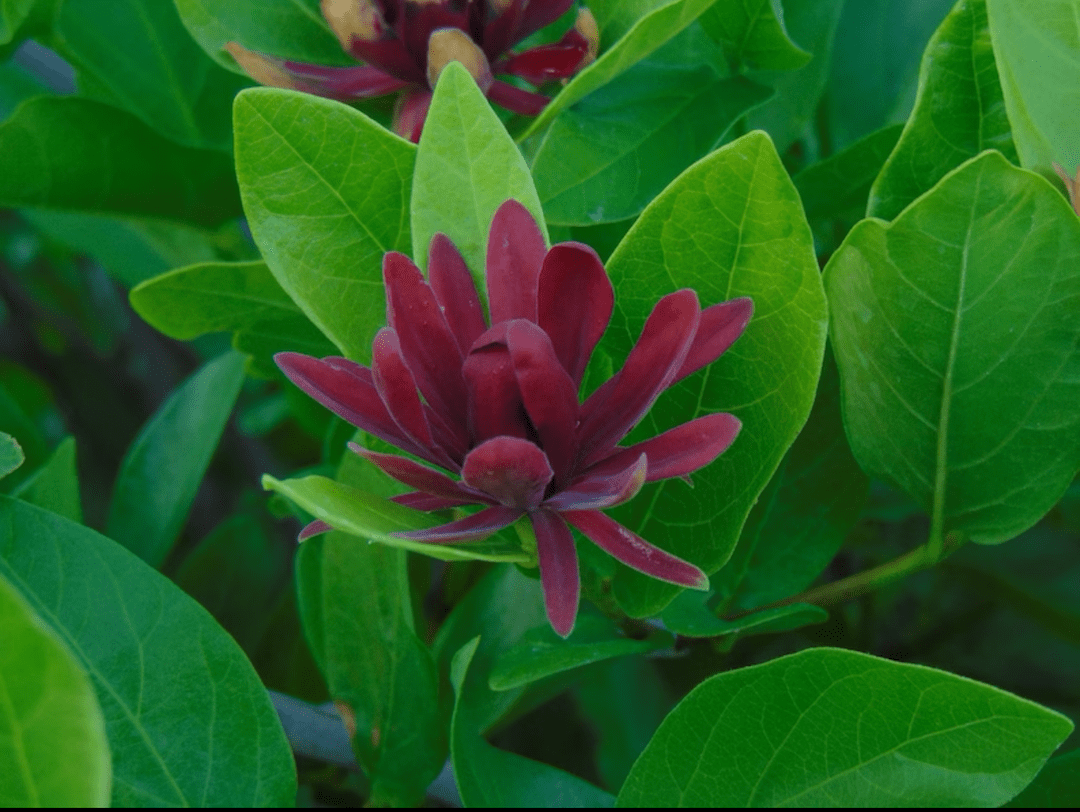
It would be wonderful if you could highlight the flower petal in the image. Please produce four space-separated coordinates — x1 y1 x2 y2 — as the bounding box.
497 41 588 84
545 453 646 511
392 88 433 142
461 436 553 510
486 199 546 324
428 232 487 354
462 333 530 443
514 0 577 44
274 352 426 459
391 492 476 511
298 519 333 541
537 241 613 386
672 297 754 386
383 251 469 433
394 505 523 542
279 60 410 98
481 0 529 58
531 509 580 638
505 320 580 485
349 443 489 504
587 413 742 484
486 79 550 115
579 289 701 466
563 510 708 589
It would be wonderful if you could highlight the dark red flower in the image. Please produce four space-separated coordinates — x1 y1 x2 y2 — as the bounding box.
277 200 752 636
228 1 599 142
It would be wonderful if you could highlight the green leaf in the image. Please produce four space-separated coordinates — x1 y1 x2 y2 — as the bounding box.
0 97 241 226
488 612 674 691
530 55 771 226
55 0 248 150
602 130 827 617
263 473 532 564
0 0 34 45
716 350 869 609
297 531 444 806
0 496 296 806
522 0 722 139
0 59 49 118
617 647 1075 806
174 0 348 71
1005 747 1080 808
107 351 246 567
699 0 811 72
660 591 826 637
411 62 545 279
0 431 22 480
450 637 615 808
10 436 81 523
233 316 339 379
0 572 109 807
868 0 1017 221
234 88 414 361
985 0 1080 177
794 124 903 221
825 151 1080 545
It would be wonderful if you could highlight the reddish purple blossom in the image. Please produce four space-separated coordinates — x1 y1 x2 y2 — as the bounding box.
276 200 752 636
227 1 599 142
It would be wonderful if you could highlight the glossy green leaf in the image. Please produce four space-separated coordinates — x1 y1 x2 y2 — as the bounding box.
10 437 81 523
869 0 1016 220
263 473 531 564
411 62 544 278
0 59 49 118
1005 748 1080 808
602 130 827 617
0 431 21 480
660 591 826 637
716 351 868 609
794 124 903 221
986 0 1080 177
234 88 414 361
488 612 673 691
617 647 1074 806
175 0 348 71
0 98 241 226
699 0 811 72
522 0 722 139
107 351 246 567
0 496 296 806
0 363 57 480
0 572 109 807
450 637 615 808
0 0 34 44
55 0 248 150
826 151 1080 545
825 0 955 149
297 530 444 806
530 55 771 225
233 316 339 379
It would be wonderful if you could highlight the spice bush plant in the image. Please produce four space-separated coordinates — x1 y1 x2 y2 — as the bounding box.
1 0 1080 807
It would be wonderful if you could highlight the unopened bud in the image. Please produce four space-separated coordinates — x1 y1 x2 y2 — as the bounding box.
225 42 296 90
575 8 600 67
427 28 493 91
321 0 383 52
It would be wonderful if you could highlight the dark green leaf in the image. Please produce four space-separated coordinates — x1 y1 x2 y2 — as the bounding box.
0 496 296 806
0 97 241 226
488 612 673 690
1005 748 1080 808
0 0 34 45
869 0 1017 220
0 59 48 118
55 0 249 150
10 436 81 523
617 647 1074 806
794 124 903 221
699 0 811 72
0 430 22 480
826 151 1080 544
232 316 338 379
660 591 825 637
107 351 246 567
234 88 414 361
411 62 544 278
0 572 109 807
602 130 827 617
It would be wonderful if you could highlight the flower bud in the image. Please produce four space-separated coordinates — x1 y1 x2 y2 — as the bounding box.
225 42 297 90
321 0 384 52
574 7 600 68
426 28 494 91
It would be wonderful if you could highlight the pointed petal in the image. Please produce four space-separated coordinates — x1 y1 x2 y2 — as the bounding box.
505 320 579 485
545 453 646 511
278 60 410 98
394 505 522 542
514 0 576 43
537 241 613 386
392 87 432 142
298 519 333 541
486 79 549 115
350 443 488 504
588 414 742 484
275 352 426 459
486 199 546 324
579 289 701 465
563 510 708 589
481 0 528 58
672 298 754 385
461 436 553 510
462 333 530 443
427 27 493 91
346 32 427 84
428 233 487 354
531 509 580 638
391 492 476 511
498 42 588 84
383 252 469 433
